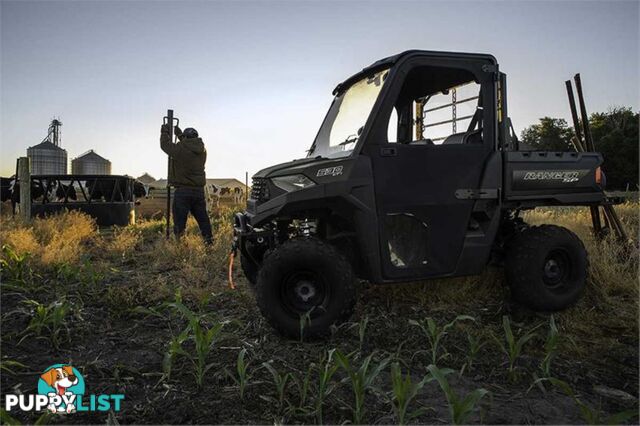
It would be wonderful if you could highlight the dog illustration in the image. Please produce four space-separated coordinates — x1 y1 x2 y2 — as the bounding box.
40 365 78 413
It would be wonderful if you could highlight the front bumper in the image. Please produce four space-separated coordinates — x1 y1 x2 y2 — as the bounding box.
232 212 275 262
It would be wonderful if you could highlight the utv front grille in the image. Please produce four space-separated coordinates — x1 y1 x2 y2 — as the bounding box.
251 177 269 201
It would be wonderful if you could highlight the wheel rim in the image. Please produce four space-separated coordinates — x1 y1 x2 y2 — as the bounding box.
281 270 329 316
542 249 571 288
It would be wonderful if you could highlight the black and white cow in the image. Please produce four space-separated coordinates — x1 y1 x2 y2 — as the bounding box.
84 178 147 201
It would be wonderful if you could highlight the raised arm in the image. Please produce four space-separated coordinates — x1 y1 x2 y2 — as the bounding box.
160 124 180 156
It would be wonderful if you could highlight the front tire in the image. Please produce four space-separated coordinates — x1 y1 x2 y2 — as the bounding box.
240 254 258 286
256 238 357 339
506 225 588 311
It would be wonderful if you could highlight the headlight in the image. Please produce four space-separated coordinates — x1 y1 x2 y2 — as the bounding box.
271 174 316 192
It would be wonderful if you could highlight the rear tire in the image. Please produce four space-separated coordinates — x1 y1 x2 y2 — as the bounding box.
506 225 588 311
256 238 357 339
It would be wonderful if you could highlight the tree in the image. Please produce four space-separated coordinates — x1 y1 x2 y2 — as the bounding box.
519 109 638 190
589 107 639 190
520 117 574 151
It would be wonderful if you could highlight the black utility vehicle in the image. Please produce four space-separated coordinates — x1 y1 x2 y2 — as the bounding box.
233 50 617 339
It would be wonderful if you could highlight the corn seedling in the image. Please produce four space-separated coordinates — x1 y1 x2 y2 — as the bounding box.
536 377 638 425
410 315 475 365
540 315 559 377
20 299 72 349
389 362 432 424
0 408 52 425
427 364 489 425
225 348 252 399
460 331 487 376
354 316 369 352
494 316 539 381
190 318 224 388
262 362 293 413
165 294 225 388
293 362 314 410
314 349 339 424
299 310 312 342
335 350 391 424
163 327 190 380
55 262 82 284
0 359 28 375
0 245 32 284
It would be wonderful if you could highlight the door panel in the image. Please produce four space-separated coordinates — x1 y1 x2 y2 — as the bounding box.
372 144 489 279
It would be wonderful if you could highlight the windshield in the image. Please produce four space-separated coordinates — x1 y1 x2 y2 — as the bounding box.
309 68 390 158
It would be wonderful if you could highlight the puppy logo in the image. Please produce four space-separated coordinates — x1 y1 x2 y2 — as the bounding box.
38 364 85 414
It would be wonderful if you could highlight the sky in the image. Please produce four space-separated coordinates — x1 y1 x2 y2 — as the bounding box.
1 0 638 181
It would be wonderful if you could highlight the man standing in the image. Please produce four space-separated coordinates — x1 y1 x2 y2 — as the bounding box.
160 124 213 244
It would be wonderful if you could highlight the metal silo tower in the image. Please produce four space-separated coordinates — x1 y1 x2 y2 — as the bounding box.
71 150 112 175
27 118 68 174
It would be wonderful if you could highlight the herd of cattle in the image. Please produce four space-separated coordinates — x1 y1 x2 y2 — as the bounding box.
204 184 245 206
0 176 148 213
0 176 246 214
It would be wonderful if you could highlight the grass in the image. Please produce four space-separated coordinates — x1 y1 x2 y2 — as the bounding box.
0 203 637 424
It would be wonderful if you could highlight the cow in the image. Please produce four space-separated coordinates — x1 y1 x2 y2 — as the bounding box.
1 177 13 203
232 187 244 204
133 181 148 198
50 182 77 202
5 178 46 214
205 183 222 208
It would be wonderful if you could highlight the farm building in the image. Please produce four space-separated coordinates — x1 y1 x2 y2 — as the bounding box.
150 178 246 191
136 173 156 185
71 150 111 175
27 118 68 175
27 140 68 175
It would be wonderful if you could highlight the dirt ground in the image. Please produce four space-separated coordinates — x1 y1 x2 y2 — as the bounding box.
0 206 638 425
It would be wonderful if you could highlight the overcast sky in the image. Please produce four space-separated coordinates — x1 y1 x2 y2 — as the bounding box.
1 0 638 180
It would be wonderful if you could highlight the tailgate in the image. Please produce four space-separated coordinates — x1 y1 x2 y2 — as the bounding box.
504 151 605 204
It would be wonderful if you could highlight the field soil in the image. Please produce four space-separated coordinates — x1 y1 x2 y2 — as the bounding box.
1 204 638 424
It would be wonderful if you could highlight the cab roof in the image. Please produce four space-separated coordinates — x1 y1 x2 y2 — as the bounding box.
333 50 497 95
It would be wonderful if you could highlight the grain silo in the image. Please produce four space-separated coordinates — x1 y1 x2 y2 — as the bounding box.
27 119 68 175
71 150 112 175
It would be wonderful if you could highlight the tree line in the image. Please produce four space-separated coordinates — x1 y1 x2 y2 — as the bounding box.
520 107 638 190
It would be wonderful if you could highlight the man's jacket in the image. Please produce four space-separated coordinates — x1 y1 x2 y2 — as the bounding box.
160 132 207 187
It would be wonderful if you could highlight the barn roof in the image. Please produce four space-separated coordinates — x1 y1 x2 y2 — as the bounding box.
136 173 156 184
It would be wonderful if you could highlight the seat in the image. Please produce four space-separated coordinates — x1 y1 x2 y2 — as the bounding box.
442 132 466 145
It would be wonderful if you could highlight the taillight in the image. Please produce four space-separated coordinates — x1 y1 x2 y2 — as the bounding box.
595 167 602 185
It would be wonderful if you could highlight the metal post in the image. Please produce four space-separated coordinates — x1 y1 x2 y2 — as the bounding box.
565 81 585 152
573 74 595 152
451 88 457 134
166 109 174 239
245 171 249 203
17 157 31 222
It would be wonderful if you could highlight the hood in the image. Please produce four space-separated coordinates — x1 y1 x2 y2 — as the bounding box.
253 156 342 178
181 137 205 154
